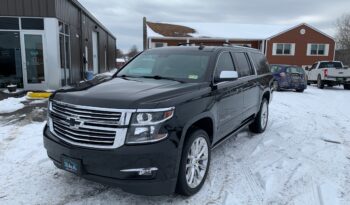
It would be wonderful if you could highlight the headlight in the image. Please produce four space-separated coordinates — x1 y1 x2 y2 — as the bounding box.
125 108 174 144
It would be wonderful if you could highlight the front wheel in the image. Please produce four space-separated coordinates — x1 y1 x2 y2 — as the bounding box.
176 129 211 196
317 75 324 89
296 89 304 93
344 84 350 90
249 98 269 133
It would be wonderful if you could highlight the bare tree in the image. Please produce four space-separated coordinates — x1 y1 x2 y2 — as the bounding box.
336 14 350 49
127 45 139 59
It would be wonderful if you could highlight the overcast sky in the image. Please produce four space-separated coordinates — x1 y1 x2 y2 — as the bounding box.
80 0 350 53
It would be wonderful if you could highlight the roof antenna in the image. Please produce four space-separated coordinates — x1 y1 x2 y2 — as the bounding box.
199 43 205 50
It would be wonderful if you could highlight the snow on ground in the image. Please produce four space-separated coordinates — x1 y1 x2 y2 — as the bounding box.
0 86 350 205
0 96 26 114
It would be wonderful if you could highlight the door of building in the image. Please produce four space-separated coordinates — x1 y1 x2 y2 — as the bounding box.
92 31 99 74
20 31 47 90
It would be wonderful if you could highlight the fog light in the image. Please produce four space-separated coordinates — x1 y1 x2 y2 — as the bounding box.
120 167 158 176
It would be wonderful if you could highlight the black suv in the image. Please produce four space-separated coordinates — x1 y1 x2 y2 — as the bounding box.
44 46 273 196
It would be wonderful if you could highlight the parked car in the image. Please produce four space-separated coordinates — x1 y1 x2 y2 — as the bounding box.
270 64 307 92
306 61 350 89
43 46 273 196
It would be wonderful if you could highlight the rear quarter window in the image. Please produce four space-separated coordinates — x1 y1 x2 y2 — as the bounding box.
251 53 270 75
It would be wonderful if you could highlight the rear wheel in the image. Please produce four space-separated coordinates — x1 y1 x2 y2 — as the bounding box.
344 84 350 90
249 98 269 133
317 75 324 89
176 129 210 196
273 81 280 91
306 75 311 85
296 89 304 93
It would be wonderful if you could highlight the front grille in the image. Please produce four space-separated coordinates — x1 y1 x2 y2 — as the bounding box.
49 101 129 148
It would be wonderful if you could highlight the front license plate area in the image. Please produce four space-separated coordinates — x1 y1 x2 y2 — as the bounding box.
62 156 82 175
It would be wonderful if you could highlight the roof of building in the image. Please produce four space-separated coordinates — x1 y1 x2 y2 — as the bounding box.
146 22 334 40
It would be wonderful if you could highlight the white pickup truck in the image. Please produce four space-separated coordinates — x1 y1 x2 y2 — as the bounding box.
306 61 350 90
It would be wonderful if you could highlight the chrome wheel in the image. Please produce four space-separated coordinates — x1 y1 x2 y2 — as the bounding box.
260 101 268 129
185 136 209 188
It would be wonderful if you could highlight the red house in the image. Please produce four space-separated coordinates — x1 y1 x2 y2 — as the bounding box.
143 18 335 68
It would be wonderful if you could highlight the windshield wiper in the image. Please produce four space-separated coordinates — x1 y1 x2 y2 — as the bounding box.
139 75 186 83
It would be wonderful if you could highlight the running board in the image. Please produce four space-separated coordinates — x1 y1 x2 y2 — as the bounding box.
211 118 254 150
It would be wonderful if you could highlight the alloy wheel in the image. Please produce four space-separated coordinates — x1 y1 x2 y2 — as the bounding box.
185 136 209 188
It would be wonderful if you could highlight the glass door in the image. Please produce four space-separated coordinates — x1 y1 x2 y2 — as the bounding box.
0 31 23 88
20 32 46 90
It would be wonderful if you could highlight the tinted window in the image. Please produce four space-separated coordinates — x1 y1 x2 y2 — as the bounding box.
251 53 270 75
286 67 303 74
233 52 253 77
0 17 19 30
319 62 342 68
215 52 235 77
21 18 44 30
310 63 317 70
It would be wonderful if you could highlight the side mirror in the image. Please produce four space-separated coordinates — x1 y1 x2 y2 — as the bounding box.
215 70 238 82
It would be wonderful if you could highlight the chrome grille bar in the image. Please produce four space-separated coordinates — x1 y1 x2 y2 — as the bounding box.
48 100 135 149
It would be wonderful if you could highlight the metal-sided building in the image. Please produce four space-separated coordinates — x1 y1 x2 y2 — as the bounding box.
0 0 116 90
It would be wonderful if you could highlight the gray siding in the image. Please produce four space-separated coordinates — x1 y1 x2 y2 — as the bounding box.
55 0 82 83
0 0 117 84
0 0 56 17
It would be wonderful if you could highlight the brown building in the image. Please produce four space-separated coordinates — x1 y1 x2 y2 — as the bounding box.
0 0 117 90
143 19 335 68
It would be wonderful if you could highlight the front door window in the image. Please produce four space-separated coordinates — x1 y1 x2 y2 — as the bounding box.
23 34 45 84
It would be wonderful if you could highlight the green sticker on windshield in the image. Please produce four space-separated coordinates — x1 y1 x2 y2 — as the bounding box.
188 75 198 79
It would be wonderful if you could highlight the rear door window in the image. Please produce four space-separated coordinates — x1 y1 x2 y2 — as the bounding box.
232 52 254 77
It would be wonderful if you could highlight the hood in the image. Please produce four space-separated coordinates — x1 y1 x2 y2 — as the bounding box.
53 77 202 109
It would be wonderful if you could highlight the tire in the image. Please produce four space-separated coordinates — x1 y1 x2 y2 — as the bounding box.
273 81 280 91
317 75 324 89
249 98 269 133
296 89 304 93
176 129 211 196
306 76 311 85
344 84 350 90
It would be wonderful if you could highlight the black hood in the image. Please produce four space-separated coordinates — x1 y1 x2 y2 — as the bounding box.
53 77 203 109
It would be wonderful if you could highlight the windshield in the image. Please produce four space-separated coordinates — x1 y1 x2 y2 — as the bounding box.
319 62 343 68
117 50 211 82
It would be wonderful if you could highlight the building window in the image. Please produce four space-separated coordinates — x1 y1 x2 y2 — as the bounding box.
307 44 329 56
59 21 71 86
272 43 295 55
21 18 44 30
155 42 165 47
0 17 19 30
152 42 167 48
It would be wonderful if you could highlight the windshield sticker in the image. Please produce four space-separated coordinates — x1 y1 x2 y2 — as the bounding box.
188 75 198 79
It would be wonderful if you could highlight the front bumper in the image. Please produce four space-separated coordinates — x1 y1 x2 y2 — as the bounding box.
43 125 179 195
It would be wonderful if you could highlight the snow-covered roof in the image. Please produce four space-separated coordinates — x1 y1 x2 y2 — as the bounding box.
116 58 126 63
147 22 295 40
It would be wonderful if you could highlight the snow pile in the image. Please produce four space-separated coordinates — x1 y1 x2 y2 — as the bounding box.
0 96 27 114
0 86 349 204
